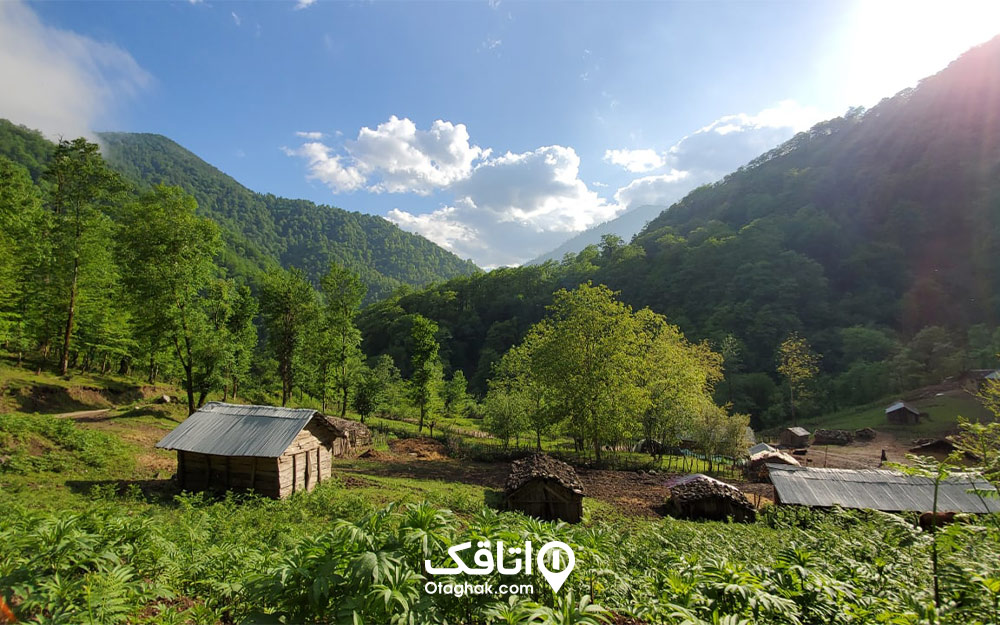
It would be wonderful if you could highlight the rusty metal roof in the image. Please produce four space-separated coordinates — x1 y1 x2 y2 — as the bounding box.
156 402 339 458
768 464 1000 513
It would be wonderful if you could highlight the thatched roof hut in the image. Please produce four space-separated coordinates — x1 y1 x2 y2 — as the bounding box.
665 474 756 522
505 454 584 523
745 449 801 483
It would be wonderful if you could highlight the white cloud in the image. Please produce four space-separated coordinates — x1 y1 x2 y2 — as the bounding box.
0 0 151 139
286 116 488 195
295 0 318 9
603 148 665 173
283 142 366 192
231 11 241 26
295 130 325 139
387 146 620 267
613 100 828 209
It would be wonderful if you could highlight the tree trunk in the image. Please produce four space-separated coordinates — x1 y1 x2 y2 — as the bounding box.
419 403 425 432
341 384 348 418
536 429 542 451
59 257 79 376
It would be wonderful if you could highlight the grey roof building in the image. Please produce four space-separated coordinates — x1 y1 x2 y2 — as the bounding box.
768 464 1000 513
156 402 369 498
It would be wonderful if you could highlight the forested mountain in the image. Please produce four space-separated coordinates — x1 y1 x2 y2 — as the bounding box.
0 121 478 300
528 203 667 264
359 37 1000 423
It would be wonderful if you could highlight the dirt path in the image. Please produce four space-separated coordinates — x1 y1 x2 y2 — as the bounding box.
801 431 911 469
54 408 111 421
341 440 772 518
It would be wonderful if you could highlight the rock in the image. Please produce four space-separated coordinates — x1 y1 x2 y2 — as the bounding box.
155 394 172 404
814 429 854 445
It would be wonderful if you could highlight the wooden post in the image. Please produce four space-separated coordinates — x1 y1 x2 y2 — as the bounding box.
292 454 297 493
316 447 322 484
305 449 311 491
177 452 186 488
250 458 256 491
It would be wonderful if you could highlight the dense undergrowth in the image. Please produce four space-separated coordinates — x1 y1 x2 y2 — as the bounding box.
2 488 999 625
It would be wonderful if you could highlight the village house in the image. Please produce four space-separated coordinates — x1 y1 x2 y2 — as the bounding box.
768 464 1000 514
156 402 370 498
505 454 584 523
885 400 921 425
779 426 810 448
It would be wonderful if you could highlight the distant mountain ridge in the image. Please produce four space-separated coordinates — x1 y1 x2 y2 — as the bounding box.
0 120 478 301
528 204 668 264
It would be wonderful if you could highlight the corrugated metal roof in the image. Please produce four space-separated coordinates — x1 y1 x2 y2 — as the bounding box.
785 427 810 436
885 401 919 414
768 464 1000 513
156 402 340 457
748 442 777 456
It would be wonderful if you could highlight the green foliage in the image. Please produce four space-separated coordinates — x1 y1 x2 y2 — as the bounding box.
1 496 998 624
95 131 478 300
0 413 132 474
259 267 319 406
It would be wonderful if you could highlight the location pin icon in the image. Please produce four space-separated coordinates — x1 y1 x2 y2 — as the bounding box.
536 541 575 593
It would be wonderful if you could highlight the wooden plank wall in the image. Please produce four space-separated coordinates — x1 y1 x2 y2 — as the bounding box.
276 419 338 498
178 452 281 498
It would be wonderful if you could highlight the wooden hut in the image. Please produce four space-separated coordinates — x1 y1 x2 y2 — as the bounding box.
665 474 756 522
156 402 370 498
505 454 584 523
885 401 920 425
779 427 810 448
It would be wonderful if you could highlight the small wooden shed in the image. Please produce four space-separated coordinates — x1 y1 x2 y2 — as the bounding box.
665 474 756 522
779 427 811 448
885 401 920 425
505 454 584 523
156 402 370 498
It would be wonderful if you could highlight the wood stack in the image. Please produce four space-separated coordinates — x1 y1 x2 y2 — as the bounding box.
814 429 854 445
854 427 877 441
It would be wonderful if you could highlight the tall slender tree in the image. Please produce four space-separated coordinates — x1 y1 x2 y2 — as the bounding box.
407 314 442 432
260 267 318 406
43 139 127 375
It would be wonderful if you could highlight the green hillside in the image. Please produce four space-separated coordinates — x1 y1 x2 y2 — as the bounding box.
358 38 1000 420
0 121 478 301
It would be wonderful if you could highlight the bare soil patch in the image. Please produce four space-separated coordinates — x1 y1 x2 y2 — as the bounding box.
388 437 449 460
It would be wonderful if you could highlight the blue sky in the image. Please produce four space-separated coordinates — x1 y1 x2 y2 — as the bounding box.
2 0 999 266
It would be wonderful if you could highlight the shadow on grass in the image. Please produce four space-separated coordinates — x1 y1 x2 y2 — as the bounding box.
66 478 181 505
484 488 506 511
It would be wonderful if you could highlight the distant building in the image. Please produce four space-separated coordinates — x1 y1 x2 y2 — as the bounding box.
745 449 800 483
768 464 1000 513
747 442 777 456
505 454 584 523
156 402 370 498
779 427 811 448
885 401 921 425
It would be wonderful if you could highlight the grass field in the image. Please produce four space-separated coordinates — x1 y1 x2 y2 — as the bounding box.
2 361 1000 624
800 391 991 439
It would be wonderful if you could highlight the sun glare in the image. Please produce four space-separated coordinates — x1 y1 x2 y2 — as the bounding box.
843 0 1000 107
